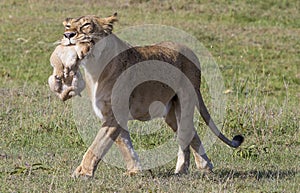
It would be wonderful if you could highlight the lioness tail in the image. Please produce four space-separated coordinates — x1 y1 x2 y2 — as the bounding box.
196 90 244 148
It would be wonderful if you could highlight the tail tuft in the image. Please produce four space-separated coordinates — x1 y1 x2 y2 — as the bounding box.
231 135 244 148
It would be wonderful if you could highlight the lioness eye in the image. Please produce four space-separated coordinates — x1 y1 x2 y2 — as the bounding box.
82 23 91 28
65 25 71 29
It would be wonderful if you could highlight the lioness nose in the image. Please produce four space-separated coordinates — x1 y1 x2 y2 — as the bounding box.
64 32 76 39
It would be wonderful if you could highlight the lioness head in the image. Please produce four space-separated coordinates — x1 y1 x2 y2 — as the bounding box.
61 13 118 46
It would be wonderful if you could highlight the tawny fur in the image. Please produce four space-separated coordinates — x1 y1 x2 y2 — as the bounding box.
51 13 243 178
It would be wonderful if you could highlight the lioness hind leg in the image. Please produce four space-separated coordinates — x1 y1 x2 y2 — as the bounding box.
73 124 121 178
165 99 213 173
175 146 190 174
165 100 190 174
190 133 213 172
115 129 141 175
165 101 177 132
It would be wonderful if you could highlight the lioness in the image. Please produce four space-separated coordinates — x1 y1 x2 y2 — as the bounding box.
60 13 244 178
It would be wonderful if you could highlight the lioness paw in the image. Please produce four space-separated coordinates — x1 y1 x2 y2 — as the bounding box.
72 165 94 179
197 160 213 173
124 168 140 176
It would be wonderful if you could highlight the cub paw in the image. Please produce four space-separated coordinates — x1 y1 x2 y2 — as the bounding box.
77 51 84 60
55 71 64 79
77 46 90 59
53 75 62 92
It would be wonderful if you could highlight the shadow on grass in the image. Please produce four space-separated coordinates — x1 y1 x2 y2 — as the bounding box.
147 167 298 181
215 168 298 181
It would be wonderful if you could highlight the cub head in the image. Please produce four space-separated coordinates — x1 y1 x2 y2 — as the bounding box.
61 13 118 46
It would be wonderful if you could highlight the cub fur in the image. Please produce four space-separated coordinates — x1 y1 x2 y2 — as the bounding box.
48 45 86 101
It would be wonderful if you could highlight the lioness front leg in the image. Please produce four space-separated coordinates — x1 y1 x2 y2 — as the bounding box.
115 129 141 175
72 123 121 178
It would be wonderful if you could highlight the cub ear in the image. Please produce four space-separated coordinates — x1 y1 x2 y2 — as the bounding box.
97 12 118 34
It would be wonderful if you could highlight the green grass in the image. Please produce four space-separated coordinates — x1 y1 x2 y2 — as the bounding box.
0 0 299 192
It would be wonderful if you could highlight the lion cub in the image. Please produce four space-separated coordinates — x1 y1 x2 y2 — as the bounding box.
48 44 88 101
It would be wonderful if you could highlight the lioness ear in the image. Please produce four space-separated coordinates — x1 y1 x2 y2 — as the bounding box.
106 12 118 24
62 18 73 27
97 12 118 34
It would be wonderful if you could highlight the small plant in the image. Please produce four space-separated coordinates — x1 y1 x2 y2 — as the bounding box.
10 163 52 176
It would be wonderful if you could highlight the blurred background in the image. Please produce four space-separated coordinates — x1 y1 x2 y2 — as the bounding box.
0 0 299 192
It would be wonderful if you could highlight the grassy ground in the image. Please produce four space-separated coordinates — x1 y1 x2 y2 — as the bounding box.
0 0 299 192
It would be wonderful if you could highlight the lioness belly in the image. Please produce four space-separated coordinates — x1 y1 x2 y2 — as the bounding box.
129 81 175 121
